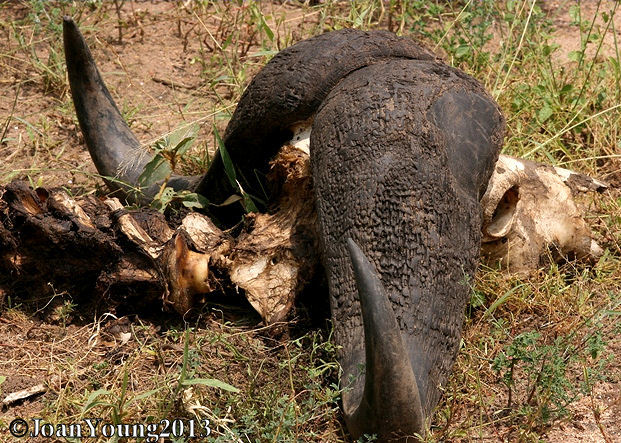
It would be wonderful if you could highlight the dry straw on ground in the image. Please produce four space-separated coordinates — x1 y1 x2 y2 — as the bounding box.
0 1 619 442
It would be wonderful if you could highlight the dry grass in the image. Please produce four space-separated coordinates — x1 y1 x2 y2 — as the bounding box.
0 1 619 442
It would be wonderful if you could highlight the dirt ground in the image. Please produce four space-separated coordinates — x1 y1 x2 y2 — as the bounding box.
0 1 620 442
0 1 319 191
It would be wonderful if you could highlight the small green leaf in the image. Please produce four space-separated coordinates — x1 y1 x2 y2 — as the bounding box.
212 74 233 84
221 33 233 51
242 193 258 213
218 195 243 207
353 5 372 27
234 180 257 213
542 43 559 57
126 388 163 406
470 290 486 309
139 124 198 188
171 135 195 157
151 187 176 212
139 153 172 187
168 123 199 156
560 83 574 95
214 126 238 191
251 3 274 41
483 284 526 319
181 378 240 393
248 49 279 58
260 16 274 41
568 5 580 24
81 389 112 416
455 45 470 59
604 310 621 316
213 126 260 214
180 192 209 209
537 104 553 123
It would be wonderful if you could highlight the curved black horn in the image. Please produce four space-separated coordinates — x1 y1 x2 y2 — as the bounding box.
345 238 424 442
63 17 199 202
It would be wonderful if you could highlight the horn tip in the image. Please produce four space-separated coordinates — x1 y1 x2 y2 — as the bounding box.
346 237 377 301
346 237 365 267
62 16 76 29
346 237 357 253
62 16 81 47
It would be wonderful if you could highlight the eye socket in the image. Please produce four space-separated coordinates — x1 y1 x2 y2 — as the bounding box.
485 185 519 239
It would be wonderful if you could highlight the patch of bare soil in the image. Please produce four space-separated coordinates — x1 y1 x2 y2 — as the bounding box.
544 0 621 65
0 1 619 442
0 1 317 190
546 333 621 443
1 1 208 191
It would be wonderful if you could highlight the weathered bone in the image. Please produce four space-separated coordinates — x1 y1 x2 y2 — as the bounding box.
229 145 319 324
0 160 306 321
481 154 607 271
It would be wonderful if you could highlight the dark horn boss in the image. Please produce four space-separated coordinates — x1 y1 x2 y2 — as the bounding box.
63 17 505 441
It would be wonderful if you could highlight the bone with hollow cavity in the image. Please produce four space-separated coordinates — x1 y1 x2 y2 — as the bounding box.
481 154 606 271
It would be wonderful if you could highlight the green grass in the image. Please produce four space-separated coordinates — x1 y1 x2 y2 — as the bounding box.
0 1 619 442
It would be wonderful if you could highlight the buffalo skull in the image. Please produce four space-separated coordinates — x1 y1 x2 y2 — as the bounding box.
63 17 508 441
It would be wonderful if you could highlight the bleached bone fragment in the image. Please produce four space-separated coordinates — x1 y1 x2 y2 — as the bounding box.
481 154 606 271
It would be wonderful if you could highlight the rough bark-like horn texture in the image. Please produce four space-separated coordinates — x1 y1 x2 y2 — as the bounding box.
346 238 424 441
311 59 504 440
195 29 436 217
63 17 199 202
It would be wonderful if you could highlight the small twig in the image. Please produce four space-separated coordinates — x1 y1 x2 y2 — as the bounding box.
1 82 21 145
587 378 614 443
526 352 548 405
152 76 198 90
507 359 515 409
113 0 124 44
2 376 60 406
